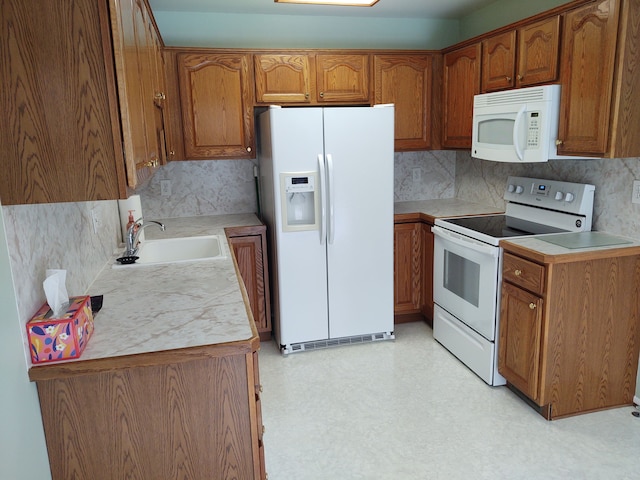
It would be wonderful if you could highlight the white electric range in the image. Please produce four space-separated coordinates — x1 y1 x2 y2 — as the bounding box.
431 176 595 385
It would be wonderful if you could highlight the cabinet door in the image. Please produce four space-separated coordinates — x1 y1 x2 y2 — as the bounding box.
557 0 619 156
498 282 543 401
0 0 127 205
315 54 370 103
373 54 433 150
516 15 560 87
420 223 434 323
178 52 255 159
481 31 516 92
110 0 162 188
228 226 271 341
254 54 312 103
442 44 481 148
394 223 422 315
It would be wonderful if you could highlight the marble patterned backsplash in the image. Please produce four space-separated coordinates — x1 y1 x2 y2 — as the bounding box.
455 152 640 239
138 152 457 219
2 200 121 364
394 151 456 201
138 159 259 219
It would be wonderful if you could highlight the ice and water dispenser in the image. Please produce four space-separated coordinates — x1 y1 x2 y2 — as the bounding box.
280 172 319 232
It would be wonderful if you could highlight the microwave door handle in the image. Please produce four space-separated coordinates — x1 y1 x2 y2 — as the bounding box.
512 105 527 161
432 226 499 258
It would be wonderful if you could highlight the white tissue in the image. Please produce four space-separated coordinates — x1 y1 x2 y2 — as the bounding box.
43 269 69 317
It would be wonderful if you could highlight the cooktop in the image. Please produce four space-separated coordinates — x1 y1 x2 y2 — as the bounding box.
443 214 567 239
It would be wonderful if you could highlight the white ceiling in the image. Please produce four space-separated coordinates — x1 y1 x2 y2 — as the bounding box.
148 0 498 19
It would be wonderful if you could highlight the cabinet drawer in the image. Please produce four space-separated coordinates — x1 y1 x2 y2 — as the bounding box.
502 253 545 295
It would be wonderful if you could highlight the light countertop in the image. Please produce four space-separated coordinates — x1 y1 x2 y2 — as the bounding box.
501 232 640 263
31 214 262 369
394 198 503 222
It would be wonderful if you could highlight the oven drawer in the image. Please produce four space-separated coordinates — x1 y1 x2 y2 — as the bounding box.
502 252 545 295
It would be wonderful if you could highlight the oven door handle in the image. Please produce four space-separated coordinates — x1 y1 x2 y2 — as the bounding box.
432 226 500 258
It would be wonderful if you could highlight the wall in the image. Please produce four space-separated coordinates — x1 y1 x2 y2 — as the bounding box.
459 0 569 40
153 12 459 49
0 205 51 480
138 152 457 219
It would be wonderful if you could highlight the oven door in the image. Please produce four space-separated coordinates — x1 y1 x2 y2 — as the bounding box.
432 226 501 341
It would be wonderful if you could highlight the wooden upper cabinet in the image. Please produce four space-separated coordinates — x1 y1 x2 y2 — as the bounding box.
374 54 433 150
442 44 481 148
110 0 166 189
482 31 517 92
516 15 560 88
481 16 560 93
0 0 127 205
315 54 370 103
177 52 255 159
254 54 312 103
558 0 640 158
558 0 619 157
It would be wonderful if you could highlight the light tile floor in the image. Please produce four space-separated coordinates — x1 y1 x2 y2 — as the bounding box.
259 321 640 480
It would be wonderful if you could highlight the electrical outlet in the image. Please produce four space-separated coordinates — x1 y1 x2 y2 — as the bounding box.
633 180 640 205
412 168 421 183
160 179 172 196
90 208 99 234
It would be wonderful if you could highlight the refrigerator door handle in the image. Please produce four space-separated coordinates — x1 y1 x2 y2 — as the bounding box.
326 154 335 244
318 154 327 245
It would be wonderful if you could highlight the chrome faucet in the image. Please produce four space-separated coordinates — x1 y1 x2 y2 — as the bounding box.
125 218 165 256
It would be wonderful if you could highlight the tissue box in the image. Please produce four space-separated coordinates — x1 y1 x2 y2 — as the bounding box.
27 296 94 364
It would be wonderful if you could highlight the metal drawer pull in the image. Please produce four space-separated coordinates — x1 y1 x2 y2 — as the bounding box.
514 269 522 276
529 303 536 310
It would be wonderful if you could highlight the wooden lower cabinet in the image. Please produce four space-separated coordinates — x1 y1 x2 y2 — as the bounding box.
499 248 640 419
394 222 422 317
393 220 434 324
30 343 266 479
227 225 272 341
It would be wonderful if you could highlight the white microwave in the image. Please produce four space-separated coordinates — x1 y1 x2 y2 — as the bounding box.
472 84 577 163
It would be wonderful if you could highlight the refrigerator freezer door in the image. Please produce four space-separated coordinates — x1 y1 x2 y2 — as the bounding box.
323 106 395 338
266 107 330 346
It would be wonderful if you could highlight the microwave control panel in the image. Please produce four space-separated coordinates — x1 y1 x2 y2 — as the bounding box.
527 112 541 148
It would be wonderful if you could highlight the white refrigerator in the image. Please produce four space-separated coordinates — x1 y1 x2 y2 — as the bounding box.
258 105 395 353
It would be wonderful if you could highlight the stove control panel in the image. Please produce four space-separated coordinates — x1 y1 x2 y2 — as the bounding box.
504 176 595 216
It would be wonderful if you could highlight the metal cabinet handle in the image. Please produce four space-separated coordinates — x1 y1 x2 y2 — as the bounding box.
305 92 309 99
246 146 252 152
319 91 324 98
506 76 512 82
141 157 158 168
514 269 522 276
529 303 537 310
517 74 523 81
556 139 563 146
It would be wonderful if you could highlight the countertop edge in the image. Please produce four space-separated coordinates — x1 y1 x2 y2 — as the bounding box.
501 239 640 264
28 336 260 382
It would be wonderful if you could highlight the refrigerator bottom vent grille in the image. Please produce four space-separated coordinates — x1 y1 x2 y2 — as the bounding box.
282 332 394 354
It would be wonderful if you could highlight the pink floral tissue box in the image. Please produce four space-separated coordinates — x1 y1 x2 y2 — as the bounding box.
27 296 94 364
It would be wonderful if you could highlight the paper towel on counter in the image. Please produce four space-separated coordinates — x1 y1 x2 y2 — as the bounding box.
44 269 69 317
117 195 144 244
